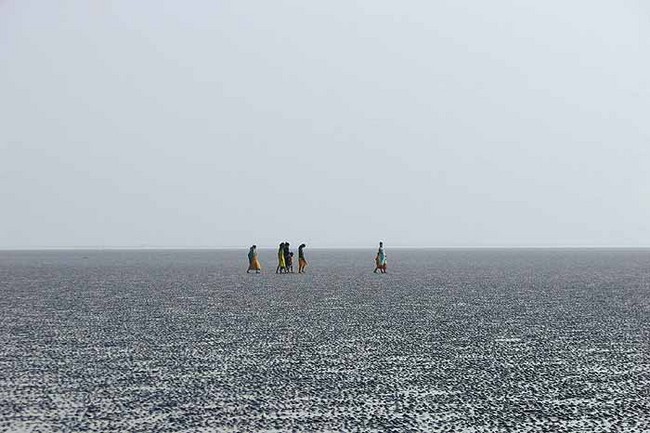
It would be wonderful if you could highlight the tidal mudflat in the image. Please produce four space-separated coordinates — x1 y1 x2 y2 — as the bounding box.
1 249 649 432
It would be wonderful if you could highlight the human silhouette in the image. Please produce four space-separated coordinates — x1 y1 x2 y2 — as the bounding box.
298 243 308 273
373 241 387 273
247 245 261 273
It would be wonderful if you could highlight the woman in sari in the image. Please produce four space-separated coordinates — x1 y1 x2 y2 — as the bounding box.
373 241 387 273
283 242 291 273
298 243 308 273
276 242 286 273
247 245 261 273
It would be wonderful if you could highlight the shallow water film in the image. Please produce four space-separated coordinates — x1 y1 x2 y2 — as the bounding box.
1 249 649 432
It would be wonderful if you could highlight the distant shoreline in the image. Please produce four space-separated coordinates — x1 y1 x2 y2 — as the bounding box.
2 246 650 251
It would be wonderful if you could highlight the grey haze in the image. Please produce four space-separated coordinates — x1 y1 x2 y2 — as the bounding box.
1 0 649 248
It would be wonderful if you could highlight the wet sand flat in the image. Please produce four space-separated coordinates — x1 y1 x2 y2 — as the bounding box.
1 249 649 432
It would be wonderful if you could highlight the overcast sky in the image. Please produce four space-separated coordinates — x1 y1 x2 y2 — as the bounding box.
1 0 649 248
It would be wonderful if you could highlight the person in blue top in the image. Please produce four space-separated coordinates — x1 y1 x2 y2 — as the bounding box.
247 245 261 273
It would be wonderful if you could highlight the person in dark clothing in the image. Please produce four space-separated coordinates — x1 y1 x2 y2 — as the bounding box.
298 243 308 273
287 252 295 273
283 242 291 273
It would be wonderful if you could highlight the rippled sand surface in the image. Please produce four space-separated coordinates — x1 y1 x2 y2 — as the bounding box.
1 249 649 432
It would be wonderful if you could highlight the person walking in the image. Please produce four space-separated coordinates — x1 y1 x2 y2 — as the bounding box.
276 242 286 273
283 242 292 273
247 245 261 273
298 243 308 273
374 241 387 273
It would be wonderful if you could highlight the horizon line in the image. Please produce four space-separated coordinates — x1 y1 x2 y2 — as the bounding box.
2 245 650 251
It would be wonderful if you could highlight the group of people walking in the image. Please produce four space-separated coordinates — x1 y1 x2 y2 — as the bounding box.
247 242 387 274
246 242 308 274
274 242 308 273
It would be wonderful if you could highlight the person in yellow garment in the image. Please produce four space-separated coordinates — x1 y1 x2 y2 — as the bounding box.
298 243 308 273
276 242 286 273
247 245 261 273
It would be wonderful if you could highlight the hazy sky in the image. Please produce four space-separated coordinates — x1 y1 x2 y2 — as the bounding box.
2 0 649 248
